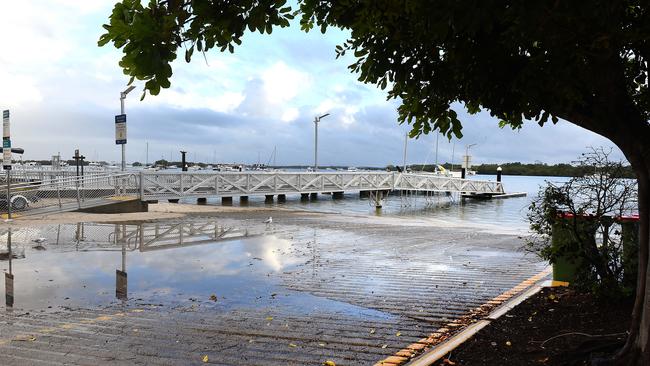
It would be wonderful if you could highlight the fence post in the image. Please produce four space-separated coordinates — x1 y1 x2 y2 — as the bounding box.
180 174 184 196
56 179 62 208
139 172 144 199
76 178 81 209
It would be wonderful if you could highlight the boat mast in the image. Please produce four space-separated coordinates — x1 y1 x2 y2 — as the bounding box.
434 133 439 168
402 132 408 172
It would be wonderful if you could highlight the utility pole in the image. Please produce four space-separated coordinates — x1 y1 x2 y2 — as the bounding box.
313 113 330 171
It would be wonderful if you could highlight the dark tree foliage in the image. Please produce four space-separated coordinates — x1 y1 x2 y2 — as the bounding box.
527 148 638 297
100 1 650 363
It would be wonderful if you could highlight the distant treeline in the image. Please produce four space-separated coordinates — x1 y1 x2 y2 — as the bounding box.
398 162 636 178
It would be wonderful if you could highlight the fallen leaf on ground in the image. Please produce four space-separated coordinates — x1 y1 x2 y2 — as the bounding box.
289 343 298 348
369 328 375 334
318 343 326 347
202 355 209 363
209 294 217 301
381 344 388 349
266 316 273 321
506 341 512 346
395 331 401 337
14 335 36 342
323 361 336 366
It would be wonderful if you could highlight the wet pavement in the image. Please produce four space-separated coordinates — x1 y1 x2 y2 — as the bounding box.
0 211 548 365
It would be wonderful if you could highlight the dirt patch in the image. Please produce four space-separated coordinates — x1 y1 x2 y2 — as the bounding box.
436 287 632 365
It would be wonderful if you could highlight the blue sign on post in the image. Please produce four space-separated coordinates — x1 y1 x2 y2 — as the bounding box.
2 139 10 149
115 114 127 145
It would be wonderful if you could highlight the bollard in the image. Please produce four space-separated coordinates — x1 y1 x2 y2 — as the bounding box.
180 151 187 172
496 166 502 182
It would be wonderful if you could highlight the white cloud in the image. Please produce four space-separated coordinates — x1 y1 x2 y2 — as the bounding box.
261 61 312 104
0 71 43 106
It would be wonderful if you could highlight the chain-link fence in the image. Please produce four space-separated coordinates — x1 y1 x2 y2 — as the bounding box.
0 172 140 216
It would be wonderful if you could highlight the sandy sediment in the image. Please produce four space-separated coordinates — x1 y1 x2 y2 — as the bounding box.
2 203 288 227
2 202 526 235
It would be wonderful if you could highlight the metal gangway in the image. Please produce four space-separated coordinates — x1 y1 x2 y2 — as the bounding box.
0 171 504 217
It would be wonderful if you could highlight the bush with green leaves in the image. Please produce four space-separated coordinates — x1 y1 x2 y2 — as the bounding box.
527 148 637 297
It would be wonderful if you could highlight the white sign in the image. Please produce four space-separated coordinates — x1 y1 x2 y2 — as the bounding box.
3 148 11 168
115 114 127 144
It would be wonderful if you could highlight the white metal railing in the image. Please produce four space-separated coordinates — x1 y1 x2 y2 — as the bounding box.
139 171 503 199
0 171 504 216
1 172 139 216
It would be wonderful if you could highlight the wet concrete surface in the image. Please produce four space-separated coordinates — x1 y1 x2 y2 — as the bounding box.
0 211 547 365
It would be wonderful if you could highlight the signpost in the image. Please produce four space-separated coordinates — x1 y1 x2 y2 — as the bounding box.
3 110 12 220
5 228 13 308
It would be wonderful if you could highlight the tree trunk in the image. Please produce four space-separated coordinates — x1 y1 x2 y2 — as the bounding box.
615 143 650 365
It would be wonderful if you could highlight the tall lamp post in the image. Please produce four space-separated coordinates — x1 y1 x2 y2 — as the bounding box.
462 143 477 179
313 113 330 172
119 86 136 171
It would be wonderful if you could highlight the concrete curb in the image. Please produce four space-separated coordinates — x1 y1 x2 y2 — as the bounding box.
406 279 547 366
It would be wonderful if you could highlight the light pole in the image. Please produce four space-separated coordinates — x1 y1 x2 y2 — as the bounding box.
119 85 136 171
462 143 477 179
313 113 330 171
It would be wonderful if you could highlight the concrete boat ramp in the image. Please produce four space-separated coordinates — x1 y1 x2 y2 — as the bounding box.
0 210 547 365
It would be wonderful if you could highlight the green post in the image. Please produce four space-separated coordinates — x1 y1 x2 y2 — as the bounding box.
551 214 596 283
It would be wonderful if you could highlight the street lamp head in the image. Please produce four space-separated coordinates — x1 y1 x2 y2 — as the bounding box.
319 113 330 119
122 85 136 95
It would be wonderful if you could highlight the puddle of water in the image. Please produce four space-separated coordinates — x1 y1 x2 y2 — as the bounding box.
0 221 393 320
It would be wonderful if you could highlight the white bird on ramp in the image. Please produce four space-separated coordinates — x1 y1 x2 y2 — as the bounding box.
263 217 272 224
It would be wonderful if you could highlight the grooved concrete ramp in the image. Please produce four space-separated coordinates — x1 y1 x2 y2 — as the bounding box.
0 212 547 365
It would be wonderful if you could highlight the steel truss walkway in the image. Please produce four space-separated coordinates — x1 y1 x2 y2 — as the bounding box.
2 171 503 217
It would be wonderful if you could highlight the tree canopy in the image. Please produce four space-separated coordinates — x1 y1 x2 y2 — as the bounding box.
99 1 649 142
100 1 650 363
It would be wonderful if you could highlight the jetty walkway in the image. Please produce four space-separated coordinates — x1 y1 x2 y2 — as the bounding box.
0 170 504 217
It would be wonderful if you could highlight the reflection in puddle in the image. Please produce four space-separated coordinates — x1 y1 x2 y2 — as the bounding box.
0 221 304 312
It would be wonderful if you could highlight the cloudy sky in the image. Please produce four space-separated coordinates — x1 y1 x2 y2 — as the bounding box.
0 0 625 166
